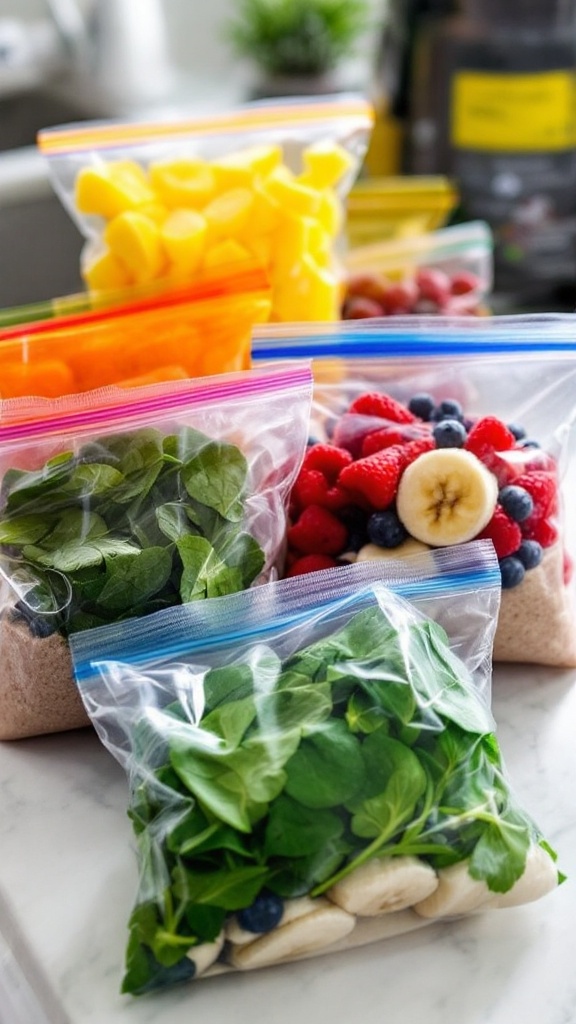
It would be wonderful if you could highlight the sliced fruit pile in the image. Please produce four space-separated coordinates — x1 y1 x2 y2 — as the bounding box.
76 140 351 321
286 390 566 589
342 267 486 320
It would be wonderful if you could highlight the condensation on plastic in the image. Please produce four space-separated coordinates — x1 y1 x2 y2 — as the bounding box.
68 543 558 996
252 315 576 667
0 263 271 400
0 362 312 740
345 220 494 300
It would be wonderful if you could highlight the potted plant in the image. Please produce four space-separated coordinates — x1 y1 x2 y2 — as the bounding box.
226 0 374 99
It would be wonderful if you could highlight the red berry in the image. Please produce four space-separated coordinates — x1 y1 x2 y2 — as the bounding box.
288 504 349 555
514 471 557 518
450 271 481 296
303 443 353 479
343 295 384 320
521 516 559 549
563 549 573 585
360 421 432 458
383 280 419 314
415 267 451 306
477 506 522 559
346 271 391 305
465 416 516 469
286 554 340 577
349 391 416 424
332 412 393 458
292 468 330 509
337 445 406 510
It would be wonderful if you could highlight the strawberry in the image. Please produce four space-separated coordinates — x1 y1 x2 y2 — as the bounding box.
337 445 406 510
303 443 353 478
477 506 522 559
349 391 416 424
288 504 349 555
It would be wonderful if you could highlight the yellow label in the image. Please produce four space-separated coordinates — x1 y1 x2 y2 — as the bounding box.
451 70 576 151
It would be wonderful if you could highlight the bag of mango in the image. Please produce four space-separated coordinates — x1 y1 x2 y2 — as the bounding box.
38 97 373 323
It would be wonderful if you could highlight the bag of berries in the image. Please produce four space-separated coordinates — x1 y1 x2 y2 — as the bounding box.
252 314 576 667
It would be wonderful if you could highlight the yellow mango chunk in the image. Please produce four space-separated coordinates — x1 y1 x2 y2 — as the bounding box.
104 211 167 283
265 167 322 217
249 179 282 236
247 234 273 268
211 144 283 189
307 219 332 263
203 188 255 241
149 159 216 208
203 239 253 269
138 201 170 224
161 209 207 274
271 212 312 277
317 190 344 237
82 249 133 292
75 160 155 219
300 141 355 189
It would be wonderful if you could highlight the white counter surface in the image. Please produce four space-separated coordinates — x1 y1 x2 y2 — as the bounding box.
0 661 575 1024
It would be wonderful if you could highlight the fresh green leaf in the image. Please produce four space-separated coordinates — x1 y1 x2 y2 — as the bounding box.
177 535 243 601
264 795 344 857
350 734 427 839
0 514 53 546
172 862 269 911
284 719 365 808
181 440 248 521
468 806 531 893
95 547 173 612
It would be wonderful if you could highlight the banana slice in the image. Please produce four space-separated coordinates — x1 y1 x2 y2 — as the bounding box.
490 843 559 909
396 448 498 547
186 931 225 976
412 860 493 918
228 897 355 970
355 538 432 563
326 856 438 915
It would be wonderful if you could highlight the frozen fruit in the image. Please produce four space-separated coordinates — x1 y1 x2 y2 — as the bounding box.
477 506 522 559
286 554 340 576
288 504 349 555
342 295 384 319
465 416 516 468
433 398 463 422
382 280 419 315
238 892 284 933
498 485 534 523
514 472 557 519
433 419 467 448
396 448 498 547
361 422 432 458
338 444 406 510
408 393 436 421
303 443 353 477
346 271 391 306
367 509 408 548
349 392 416 424
415 267 451 306
516 539 543 570
499 555 525 590
450 270 481 295
521 517 559 549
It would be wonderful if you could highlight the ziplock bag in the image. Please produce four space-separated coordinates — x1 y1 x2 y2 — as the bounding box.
343 221 493 319
68 544 562 996
252 314 576 667
345 175 458 249
0 263 271 400
38 96 373 322
0 361 312 740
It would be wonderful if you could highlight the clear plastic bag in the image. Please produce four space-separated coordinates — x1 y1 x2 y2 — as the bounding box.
68 543 562 997
343 221 494 318
345 175 458 249
0 262 271 399
252 314 576 667
0 361 312 739
38 96 373 322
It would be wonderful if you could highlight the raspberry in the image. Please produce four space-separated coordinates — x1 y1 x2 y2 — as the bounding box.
291 467 351 512
477 506 522 559
348 391 416 424
401 436 436 464
286 554 340 577
303 443 353 478
465 416 516 464
288 504 349 555
360 422 432 458
521 516 559 549
338 445 405 510
514 471 557 519
332 412 393 458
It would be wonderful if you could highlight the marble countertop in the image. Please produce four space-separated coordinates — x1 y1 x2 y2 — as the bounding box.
0 661 575 1024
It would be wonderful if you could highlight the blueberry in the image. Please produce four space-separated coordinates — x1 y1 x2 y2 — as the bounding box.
306 435 320 447
519 439 540 449
507 422 527 441
516 539 543 570
238 892 284 934
407 393 435 421
499 555 525 589
338 506 369 551
433 418 467 448
433 398 463 422
11 601 56 637
367 509 408 548
498 485 534 523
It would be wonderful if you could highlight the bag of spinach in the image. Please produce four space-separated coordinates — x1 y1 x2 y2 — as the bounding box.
0 362 312 739
69 542 563 997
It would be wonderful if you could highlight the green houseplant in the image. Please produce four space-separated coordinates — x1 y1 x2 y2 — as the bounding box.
226 0 373 97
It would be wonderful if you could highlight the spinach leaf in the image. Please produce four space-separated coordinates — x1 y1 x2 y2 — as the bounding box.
172 863 269 911
181 440 248 521
0 514 53 546
95 547 173 613
283 719 365 809
264 795 344 857
176 535 243 602
349 734 427 838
